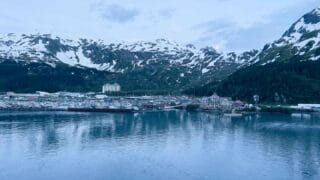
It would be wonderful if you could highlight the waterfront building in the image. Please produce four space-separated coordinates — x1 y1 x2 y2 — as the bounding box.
102 83 121 94
95 94 108 99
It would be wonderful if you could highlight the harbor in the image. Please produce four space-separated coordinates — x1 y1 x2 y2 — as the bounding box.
0 92 237 113
0 92 319 115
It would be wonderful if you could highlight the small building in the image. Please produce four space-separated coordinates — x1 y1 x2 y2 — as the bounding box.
102 83 121 94
233 100 245 108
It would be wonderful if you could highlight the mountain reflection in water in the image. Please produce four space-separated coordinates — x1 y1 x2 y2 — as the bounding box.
0 111 319 180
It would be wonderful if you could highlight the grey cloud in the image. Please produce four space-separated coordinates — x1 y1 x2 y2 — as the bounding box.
193 18 285 51
192 20 242 51
99 4 140 23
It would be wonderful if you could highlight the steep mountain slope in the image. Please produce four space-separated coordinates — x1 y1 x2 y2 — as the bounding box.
250 8 320 65
193 8 320 103
3 8 319 98
0 33 257 93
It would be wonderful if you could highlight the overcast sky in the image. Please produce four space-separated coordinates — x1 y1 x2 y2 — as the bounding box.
0 0 319 52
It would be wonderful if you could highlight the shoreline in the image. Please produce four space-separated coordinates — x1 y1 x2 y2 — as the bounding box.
1 93 319 115
1 108 319 116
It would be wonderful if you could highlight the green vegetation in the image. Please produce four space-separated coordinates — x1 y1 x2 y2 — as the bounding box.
189 60 320 104
0 59 191 94
0 60 109 93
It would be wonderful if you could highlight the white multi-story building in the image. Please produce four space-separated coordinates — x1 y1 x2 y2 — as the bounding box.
102 83 121 93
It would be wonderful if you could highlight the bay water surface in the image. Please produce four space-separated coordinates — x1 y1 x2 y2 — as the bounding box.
0 111 319 180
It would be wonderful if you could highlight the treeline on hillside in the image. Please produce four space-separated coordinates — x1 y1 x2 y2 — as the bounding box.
0 60 109 93
185 60 320 104
0 60 186 94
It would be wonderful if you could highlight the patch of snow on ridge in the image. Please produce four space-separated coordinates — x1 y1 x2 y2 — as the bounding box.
136 60 143 67
56 48 106 70
207 60 217 67
299 19 319 31
202 68 209 74
295 37 319 50
106 60 117 72
310 55 320 61
120 39 184 55
56 50 77 66
283 31 303 44
0 34 49 59
312 7 320 16
76 48 101 69
284 16 320 44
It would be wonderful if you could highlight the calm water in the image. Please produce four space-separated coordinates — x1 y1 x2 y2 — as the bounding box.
0 111 319 180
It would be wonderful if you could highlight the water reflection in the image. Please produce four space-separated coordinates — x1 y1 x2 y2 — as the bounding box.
0 111 319 180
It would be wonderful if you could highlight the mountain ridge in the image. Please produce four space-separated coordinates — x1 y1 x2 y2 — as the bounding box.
0 32 258 93
190 7 320 103
1 7 320 99
0 33 258 72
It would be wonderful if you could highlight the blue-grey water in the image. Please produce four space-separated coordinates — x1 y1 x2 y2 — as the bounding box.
0 111 319 180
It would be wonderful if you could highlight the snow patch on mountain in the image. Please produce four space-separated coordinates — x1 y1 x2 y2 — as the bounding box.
248 8 320 66
0 33 259 75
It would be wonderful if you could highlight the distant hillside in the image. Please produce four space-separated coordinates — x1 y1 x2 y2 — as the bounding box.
0 34 257 93
215 60 320 103
1 8 320 100
0 59 109 93
189 8 320 103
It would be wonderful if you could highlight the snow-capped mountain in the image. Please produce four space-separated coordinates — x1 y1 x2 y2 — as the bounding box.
193 7 320 103
0 33 257 75
1 7 320 95
251 7 320 65
0 33 259 93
